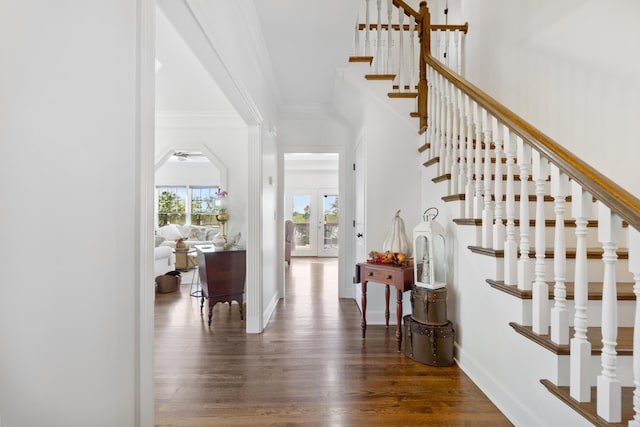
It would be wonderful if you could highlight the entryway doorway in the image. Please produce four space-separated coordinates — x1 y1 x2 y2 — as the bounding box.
283 153 340 259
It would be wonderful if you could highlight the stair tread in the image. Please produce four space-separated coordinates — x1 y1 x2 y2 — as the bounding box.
486 279 635 300
433 173 538 182
417 143 430 153
509 322 633 355
388 92 417 98
365 73 396 80
468 245 629 259
444 193 561 202
453 218 600 227
349 56 373 64
540 379 633 426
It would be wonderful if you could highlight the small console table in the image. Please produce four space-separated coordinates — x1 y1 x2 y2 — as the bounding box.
196 245 246 326
356 262 413 352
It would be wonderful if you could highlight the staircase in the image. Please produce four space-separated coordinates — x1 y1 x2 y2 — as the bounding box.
348 1 640 426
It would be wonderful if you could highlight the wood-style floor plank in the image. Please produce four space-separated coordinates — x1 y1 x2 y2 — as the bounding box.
155 258 512 426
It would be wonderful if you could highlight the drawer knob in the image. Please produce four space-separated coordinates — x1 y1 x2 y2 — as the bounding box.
367 272 373 276
387 275 392 279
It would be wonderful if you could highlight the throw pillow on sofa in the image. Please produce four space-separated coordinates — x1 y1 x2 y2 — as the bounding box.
158 224 184 241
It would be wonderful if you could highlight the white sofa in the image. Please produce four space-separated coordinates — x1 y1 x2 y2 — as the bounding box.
156 224 220 249
154 246 175 278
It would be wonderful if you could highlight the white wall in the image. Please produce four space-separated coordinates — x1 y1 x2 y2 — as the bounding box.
354 97 423 324
155 115 249 242
460 0 640 198
0 1 148 425
155 160 221 187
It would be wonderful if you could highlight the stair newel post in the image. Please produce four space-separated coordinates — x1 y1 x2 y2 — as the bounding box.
570 181 592 403
397 6 405 91
532 151 550 334
449 82 459 196
464 96 474 218
417 1 429 132
386 0 393 74
365 0 371 56
375 0 382 74
504 130 517 286
630 227 640 427
492 118 505 251
596 203 622 423
550 165 569 345
473 102 483 219
481 110 494 248
456 89 466 195
516 137 533 291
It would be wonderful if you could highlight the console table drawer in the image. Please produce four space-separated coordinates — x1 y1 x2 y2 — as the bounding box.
363 268 399 284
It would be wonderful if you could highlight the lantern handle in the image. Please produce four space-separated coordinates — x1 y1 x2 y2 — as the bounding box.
423 207 439 221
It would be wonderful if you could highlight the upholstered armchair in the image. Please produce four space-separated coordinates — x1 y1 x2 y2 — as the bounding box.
284 220 295 265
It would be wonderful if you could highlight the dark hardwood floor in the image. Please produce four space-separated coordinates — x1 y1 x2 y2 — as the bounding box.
155 257 512 426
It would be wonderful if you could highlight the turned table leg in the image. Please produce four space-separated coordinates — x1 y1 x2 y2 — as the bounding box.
396 288 403 352
385 284 390 329
361 281 367 339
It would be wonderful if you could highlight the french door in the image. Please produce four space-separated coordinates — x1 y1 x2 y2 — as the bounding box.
285 188 339 257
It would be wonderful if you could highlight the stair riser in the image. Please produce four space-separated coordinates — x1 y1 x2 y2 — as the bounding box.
556 354 634 387
561 300 636 328
494 257 632 283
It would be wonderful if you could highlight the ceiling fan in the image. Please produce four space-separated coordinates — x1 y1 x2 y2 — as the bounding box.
172 151 206 161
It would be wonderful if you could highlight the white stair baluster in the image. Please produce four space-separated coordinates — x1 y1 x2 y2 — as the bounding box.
365 0 371 56
457 90 466 195
386 0 393 74
443 30 450 67
492 119 505 250
630 226 640 426
550 165 569 344
444 79 453 179
464 96 474 218
375 0 382 73
532 151 549 334
596 203 622 423
570 181 592 402
433 30 440 63
449 83 459 196
426 66 434 159
481 110 493 248
516 137 533 290
504 130 517 286
397 7 404 91
454 30 462 75
354 18 361 56
438 74 447 176
473 102 483 219
409 15 415 91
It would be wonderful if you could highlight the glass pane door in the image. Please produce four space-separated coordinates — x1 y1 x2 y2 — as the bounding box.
318 190 339 257
288 192 317 256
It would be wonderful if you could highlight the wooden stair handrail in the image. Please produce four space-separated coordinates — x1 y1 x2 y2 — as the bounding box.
423 53 640 230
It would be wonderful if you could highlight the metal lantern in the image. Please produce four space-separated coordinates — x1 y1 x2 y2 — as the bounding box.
413 207 446 289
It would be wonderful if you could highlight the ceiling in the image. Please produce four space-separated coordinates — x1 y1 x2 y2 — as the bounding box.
156 1 361 115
